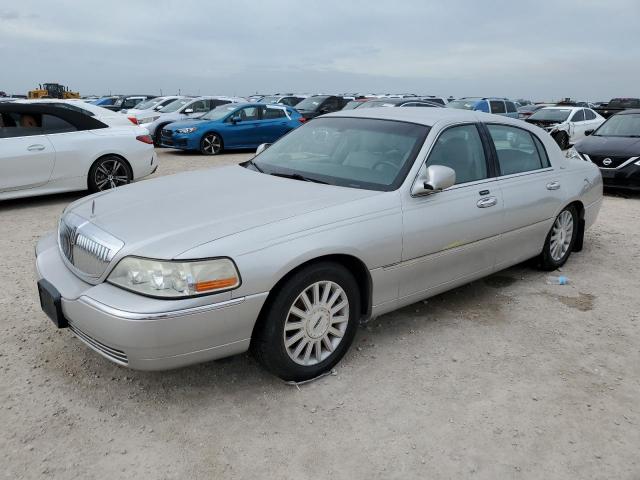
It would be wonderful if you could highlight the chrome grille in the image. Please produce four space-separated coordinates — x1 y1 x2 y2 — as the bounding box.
58 212 124 281
69 322 128 365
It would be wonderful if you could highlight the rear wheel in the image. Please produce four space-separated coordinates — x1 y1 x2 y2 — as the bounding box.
200 133 223 155
88 156 132 192
538 206 578 270
251 262 360 381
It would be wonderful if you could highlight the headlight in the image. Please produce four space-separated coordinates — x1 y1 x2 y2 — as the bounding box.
139 116 160 124
107 257 241 298
566 147 583 161
176 127 197 134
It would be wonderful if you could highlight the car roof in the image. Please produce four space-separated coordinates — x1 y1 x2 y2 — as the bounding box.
0 102 108 129
616 109 640 115
326 105 525 128
539 106 580 111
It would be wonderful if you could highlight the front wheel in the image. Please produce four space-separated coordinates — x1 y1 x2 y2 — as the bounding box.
538 206 578 270
200 133 223 155
251 262 360 381
88 156 132 192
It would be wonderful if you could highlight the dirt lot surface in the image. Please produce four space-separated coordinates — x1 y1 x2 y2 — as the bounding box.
1 149 639 479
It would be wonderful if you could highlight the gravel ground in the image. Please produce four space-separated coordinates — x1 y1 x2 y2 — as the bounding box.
1 149 639 479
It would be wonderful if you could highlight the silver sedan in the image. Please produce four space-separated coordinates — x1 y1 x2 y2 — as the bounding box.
35 108 603 381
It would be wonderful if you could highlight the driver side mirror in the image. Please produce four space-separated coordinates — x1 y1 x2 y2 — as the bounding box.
184 108 194 114
585 129 594 136
255 143 271 155
411 165 456 196
231 115 242 124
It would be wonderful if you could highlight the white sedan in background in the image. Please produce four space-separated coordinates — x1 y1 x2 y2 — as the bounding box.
0 102 157 201
526 106 605 149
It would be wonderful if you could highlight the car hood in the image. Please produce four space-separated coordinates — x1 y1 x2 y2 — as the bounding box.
164 118 210 130
575 135 640 156
66 166 380 259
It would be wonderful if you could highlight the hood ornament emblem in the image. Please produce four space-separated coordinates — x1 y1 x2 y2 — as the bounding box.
602 158 612 166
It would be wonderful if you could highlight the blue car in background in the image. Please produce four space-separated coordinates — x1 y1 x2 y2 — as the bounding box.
447 97 519 118
91 96 119 106
160 103 303 155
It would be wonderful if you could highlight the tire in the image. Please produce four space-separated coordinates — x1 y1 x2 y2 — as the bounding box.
200 132 223 155
553 131 569 150
154 124 168 147
251 262 360 381
88 156 132 193
538 205 578 270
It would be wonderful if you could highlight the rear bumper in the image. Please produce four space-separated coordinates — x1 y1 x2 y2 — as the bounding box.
35 233 268 370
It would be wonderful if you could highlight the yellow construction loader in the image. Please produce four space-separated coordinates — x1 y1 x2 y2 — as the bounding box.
28 83 80 99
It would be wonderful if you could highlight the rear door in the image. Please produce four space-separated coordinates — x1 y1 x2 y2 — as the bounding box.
399 123 503 302
261 105 292 143
485 123 564 268
583 109 602 135
0 111 55 191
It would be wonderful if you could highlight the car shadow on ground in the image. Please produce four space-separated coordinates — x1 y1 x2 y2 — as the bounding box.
0 191 84 211
156 147 256 157
38 263 536 407
603 187 640 200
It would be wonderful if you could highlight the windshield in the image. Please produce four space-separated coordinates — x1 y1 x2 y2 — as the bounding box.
201 105 238 120
252 117 429 191
295 96 329 111
594 114 640 137
529 109 571 122
342 101 364 110
608 99 640 108
160 98 191 113
357 101 398 109
134 98 162 110
447 100 477 110
260 96 280 104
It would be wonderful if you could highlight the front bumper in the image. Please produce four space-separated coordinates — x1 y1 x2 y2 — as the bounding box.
35 233 268 370
599 163 640 190
159 132 199 151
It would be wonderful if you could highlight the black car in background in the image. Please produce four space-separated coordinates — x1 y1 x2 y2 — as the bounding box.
354 98 443 109
294 95 349 121
594 98 640 119
103 95 157 112
571 109 640 190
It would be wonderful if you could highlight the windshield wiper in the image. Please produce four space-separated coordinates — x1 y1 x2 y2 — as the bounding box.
243 159 264 172
270 172 328 184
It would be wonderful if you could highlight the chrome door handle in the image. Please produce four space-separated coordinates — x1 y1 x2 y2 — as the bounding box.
27 144 46 151
546 181 561 190
477 196 498 208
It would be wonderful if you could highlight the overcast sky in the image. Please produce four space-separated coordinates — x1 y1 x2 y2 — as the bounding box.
1 0 638 100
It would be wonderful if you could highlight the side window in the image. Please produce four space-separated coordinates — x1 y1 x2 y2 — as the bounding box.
487 124 545 175
188 101 207 113
425 124 488 184
570 109 585 122
489 101 506 114
505 101 517 113
263 107 286 119
0 112 43 138
237 106 260 121
532 135 551 167
42 114 77 134
584 109 596 120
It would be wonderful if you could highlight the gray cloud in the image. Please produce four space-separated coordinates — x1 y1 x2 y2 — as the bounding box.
1 0 639 100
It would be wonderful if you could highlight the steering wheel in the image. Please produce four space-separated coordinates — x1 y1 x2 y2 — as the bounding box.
372 160 398 171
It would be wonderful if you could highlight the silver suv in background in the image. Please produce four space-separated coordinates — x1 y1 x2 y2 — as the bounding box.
137 96 245 145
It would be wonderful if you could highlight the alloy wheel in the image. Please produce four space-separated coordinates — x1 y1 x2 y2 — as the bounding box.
283 281 350 366
550 210 574 261
202 134 221 154
94 159 129 191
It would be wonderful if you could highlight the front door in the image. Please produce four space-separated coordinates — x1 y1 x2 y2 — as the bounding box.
398 123 503 303
568 109 587 143
0 112 55 191
224 106 262 148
